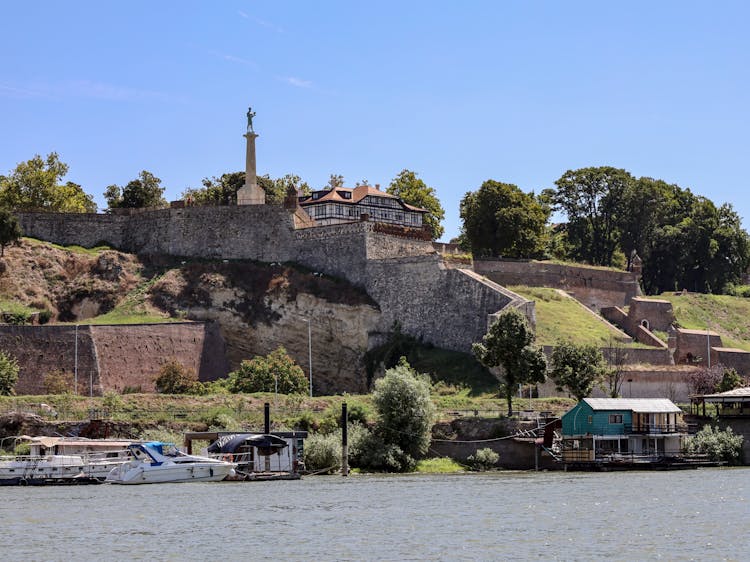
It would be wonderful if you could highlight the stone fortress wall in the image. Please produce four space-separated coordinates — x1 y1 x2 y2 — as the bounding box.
473 259 640 310
19 208 514 354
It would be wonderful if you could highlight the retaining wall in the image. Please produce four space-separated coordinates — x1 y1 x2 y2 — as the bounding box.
0 322 228 395
474 259 640 310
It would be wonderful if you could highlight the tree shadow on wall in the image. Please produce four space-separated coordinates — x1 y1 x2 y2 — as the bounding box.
364 322 498 396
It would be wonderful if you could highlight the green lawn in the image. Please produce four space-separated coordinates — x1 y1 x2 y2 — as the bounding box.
645 292 750 351
23 237 112 255
508 286 634 347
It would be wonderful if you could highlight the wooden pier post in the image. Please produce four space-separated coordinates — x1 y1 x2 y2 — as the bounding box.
264 402 271 472
341 402 349 476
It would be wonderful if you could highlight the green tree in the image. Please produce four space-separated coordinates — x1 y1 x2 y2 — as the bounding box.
258 173 311 205
549 341 608 401
105 170 167 210
0 350 19 396
460 180 549 258
154 360 203 394
472 308 547 416
0 208 22 256
387 169 445 240
228 346 309 394
184 171 245 206
369 357 435 471
717 368 745 393
0 153 96 212
553 166 634 266
326 174 344 190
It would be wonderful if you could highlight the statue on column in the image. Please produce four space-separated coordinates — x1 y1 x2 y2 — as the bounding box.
246 107 256 132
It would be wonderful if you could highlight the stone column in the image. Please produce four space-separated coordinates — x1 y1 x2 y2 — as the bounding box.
237 131 265 205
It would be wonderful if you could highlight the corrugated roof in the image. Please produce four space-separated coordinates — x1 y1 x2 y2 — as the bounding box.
583 398 682 413
701 387 750 399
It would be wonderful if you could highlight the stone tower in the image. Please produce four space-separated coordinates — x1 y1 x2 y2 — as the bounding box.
237 107 265 205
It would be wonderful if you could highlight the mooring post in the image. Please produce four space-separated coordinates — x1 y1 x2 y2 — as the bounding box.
264 402 270 434
341 402 349 476
264 402 271 472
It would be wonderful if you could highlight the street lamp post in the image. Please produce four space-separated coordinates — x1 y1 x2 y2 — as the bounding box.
303 318 313 397
74 324 79 395
707 322 711 369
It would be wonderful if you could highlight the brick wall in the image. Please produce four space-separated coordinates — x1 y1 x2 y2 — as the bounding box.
674 329 723 366
0 322 228 395
712 348 750 377
0 325 99 395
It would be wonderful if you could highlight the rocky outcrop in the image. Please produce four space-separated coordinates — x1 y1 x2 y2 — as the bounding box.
149 261 382 394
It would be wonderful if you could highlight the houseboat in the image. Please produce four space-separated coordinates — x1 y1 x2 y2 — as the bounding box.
559 398 708 470
185 430 307 480
0 437 133 485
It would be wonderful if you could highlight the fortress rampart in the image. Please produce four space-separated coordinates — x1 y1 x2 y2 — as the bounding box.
473 259 640 310
18 208 511 353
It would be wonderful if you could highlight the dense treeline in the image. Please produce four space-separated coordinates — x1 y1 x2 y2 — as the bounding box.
3 153 748 295
460 166 750 295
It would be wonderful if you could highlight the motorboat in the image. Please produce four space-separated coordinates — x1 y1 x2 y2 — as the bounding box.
106 442 236 484
0 437 133 485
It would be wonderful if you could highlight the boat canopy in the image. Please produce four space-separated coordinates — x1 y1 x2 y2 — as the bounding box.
207 434 288 454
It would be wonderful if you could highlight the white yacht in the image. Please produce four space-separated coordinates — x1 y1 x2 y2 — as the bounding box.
106 442 236 484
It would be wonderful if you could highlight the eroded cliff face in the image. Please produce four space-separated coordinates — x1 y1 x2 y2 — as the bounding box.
1 242 383 394
150 262 382 394
0 241 141 321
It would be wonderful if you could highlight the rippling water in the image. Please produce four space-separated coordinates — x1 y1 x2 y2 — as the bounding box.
2 469 748 561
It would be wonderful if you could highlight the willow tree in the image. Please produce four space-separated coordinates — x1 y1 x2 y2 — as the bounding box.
472 308 547 416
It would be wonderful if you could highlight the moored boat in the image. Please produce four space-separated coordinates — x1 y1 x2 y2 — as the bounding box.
0 437 134 485
106 442 236 484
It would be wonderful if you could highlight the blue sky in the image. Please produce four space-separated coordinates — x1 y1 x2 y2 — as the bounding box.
1 1 748 242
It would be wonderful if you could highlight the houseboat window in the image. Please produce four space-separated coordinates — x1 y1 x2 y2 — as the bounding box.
609 414 623 424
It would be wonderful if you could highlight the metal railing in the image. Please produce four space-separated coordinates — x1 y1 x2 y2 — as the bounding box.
624 423 687 434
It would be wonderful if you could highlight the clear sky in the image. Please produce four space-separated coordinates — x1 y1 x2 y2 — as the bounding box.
1 1 748 242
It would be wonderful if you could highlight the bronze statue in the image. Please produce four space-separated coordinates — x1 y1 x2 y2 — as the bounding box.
246 107 256 132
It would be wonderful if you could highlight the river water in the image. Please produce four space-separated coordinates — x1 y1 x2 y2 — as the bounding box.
2 468 748 561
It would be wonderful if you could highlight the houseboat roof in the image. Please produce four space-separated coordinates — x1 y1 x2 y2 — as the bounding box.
699 387 750 402
583 398 682 413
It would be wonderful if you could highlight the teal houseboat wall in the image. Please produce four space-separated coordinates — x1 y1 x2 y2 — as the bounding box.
561 402 632 436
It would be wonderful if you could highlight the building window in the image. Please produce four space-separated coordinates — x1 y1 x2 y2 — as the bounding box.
587 415 593 424
609 414 623 424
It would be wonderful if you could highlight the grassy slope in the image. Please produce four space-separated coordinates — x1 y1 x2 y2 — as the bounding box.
646 292 750 351
508 286 635 347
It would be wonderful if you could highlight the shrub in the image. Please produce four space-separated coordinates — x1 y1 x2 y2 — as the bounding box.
304 432 341 473
228 347 308 395
372 357 435 462
102 391 123 413
686 425 744 465
38 309 53 324
0 350 19 396
154 360 204 395
467 447 500 471
305 422 372 473
43 370 74 394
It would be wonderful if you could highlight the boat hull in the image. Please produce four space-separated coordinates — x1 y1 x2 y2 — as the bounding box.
107 461 235 484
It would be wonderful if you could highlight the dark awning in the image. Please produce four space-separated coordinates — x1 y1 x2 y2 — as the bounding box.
207 434 288 454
